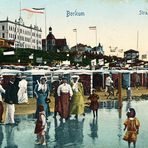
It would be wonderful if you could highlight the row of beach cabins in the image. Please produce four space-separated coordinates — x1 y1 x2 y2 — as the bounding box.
0 68 148 98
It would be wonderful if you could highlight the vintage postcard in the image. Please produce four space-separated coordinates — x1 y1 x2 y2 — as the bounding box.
0 0 148 148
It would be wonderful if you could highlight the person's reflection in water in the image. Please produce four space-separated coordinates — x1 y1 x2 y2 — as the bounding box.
0 125 4 147
54 118 70 148
68 118 84 146
54 118 84 148
117 118 122 147
45 121 51 144
5 125 18 148
89 118 98 141
126 99 132 112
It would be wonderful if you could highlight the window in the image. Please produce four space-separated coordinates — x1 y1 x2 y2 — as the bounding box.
2 25 5 30
2 33 5 38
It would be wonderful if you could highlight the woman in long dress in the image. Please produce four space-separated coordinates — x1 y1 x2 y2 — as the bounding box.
17 75 28 104
57 77 73 120
70 75 85 119
34 76 50 119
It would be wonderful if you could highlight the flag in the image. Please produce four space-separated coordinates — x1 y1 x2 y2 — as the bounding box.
89 26 96 30
21 8 45 14
73 29 77 32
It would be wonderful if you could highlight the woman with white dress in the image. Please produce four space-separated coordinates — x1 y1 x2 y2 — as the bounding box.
17 75 28 104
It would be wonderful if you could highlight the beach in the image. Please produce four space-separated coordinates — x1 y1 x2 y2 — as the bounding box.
8 86 148 116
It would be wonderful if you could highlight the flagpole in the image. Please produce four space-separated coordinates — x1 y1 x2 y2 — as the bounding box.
76 29 78 51
73 29 78 51
95 27 97 47
45 8 47 51
136 30 139 51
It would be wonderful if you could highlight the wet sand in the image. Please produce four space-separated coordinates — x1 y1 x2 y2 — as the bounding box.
2 87 148 116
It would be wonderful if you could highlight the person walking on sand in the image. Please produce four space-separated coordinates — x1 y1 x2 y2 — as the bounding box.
105 74 114 99
70 75 85 119
88 89 99 118
52 75 62 118
0 75 5 123
34 105 47 146
14 73 22 104
123 108 140 148
4 76 17 124
17 75 28 104
57 77 73 120
135 73 140 90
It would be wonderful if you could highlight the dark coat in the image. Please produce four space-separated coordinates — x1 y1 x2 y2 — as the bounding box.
4 82 18 104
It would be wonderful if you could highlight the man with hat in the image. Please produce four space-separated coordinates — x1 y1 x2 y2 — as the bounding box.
4 76 17 124
57 77 73 120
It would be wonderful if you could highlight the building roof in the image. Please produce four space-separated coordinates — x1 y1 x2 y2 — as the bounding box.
46 33 55 40
55 39 66 46
0 19 42 32
124 49 139 54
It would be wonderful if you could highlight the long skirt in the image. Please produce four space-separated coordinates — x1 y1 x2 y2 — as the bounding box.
70 92 84 115
17 88 28 104
57 93 70 119
35 94 49 119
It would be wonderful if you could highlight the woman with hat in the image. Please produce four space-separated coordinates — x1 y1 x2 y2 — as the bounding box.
17 74 28 104
34 76 50 119
70 75 85 119
57 77 73 120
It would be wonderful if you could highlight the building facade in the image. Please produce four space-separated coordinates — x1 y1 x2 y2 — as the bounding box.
124 49 139 63
0 17 42 49
91 43 104 55
42 27 69 51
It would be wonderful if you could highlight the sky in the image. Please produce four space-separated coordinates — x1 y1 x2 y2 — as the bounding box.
0 0 148 58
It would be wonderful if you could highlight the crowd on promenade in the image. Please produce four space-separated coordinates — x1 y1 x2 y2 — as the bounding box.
0 73 140 147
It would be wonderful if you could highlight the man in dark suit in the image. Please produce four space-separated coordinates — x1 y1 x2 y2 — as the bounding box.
4 76 17 124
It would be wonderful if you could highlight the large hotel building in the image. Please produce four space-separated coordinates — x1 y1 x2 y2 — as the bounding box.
0 17 42 49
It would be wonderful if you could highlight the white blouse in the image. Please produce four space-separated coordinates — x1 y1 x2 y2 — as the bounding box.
57 83 73 97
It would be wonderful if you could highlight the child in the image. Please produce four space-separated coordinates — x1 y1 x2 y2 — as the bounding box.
34 105 47 145
88 89 99 118
123 108 140 148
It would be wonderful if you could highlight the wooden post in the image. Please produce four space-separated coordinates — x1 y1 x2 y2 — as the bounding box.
118 73 122 118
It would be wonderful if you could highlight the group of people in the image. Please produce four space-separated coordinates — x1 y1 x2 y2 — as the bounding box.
52 75 86 120
34 75 100 145
0 74 28 124
0 73 141 147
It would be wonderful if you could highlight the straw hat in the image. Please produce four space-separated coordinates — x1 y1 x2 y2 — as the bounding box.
40 76 47 81
71 75 79 79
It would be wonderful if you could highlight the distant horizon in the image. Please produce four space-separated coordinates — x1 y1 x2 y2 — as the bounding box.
1 0 148 58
